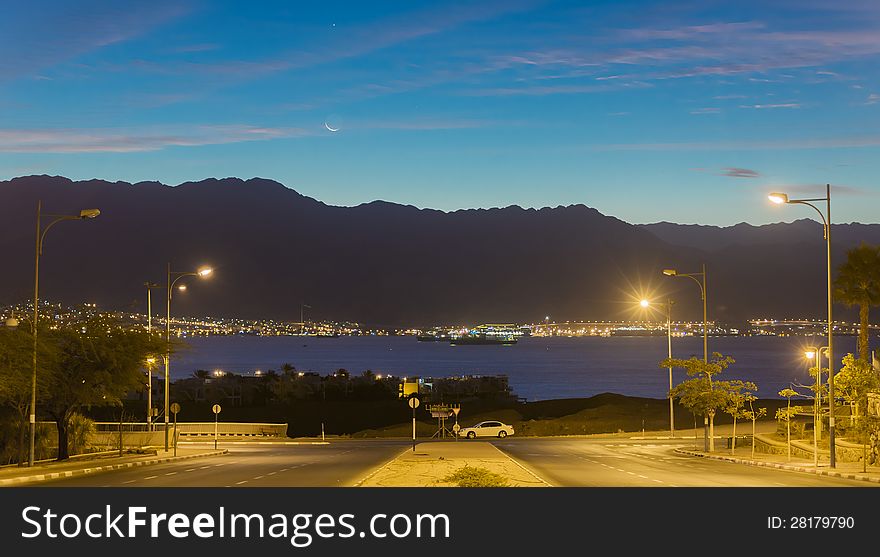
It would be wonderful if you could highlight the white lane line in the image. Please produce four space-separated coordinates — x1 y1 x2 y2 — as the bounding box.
122 479 136 485
185 468 196 472
164 472 177 476
253 476 264 480
235 480 247 485
267 472 277 476
652 479 664 484
199 466 210 470
637 474 648 479
144 475 158 480
214 463 226 467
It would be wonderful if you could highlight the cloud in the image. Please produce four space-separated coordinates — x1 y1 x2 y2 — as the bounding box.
738 103 802 109
866 93 880 105
690 107 720 114
0 125 309 153
0 0 191 81
720 167 761 178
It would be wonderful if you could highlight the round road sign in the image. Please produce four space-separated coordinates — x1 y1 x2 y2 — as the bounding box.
212 404 222 414
452 423 461 433
408 396 420 409
170 403 181 414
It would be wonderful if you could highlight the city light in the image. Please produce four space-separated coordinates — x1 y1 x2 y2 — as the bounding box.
198 267 213 277
640 299 650 308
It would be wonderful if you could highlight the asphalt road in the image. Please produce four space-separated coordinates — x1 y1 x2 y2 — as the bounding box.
493 437 879 487
32 440 411 487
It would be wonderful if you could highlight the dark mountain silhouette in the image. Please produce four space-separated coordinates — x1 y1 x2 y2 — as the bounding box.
0 175 875 326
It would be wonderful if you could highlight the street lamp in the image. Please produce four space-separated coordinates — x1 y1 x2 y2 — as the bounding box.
768 185 836 468
29 202 100 466
640 298 676 437
144 282 162 430
663 265 709 450
165 264 213 451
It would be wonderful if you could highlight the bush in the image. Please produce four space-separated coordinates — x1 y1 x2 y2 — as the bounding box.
67 413 96 456
440 465 509 487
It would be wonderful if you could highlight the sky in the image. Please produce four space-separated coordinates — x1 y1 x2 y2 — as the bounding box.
1 0 879 225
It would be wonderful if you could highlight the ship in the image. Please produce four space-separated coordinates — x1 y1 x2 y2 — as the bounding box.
449 334 517 346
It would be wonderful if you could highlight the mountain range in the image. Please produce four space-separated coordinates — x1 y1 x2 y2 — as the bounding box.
1 175 878 327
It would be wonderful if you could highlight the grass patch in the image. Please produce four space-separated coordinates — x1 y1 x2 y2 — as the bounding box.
440 465 509 487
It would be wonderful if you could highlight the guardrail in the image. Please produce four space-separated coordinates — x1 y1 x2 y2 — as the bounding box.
94 422 288 437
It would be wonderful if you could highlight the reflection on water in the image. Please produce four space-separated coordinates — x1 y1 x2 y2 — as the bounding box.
171 334 858 401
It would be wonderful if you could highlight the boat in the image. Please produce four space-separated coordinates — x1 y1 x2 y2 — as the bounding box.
449 334 517 346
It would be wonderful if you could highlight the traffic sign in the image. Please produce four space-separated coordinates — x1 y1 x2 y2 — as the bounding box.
408 396 420 409
452 406 461 416
452 423 461 433
212 404 221 414
170 403 181 414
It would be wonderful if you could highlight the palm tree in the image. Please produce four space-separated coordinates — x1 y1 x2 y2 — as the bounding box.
834 243 880 362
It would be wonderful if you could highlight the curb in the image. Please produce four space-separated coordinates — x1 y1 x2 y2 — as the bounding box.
351 446 412 487
486 444 554 487
674 448 880 484
0 450 228 486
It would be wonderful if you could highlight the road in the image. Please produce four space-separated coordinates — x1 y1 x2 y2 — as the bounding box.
494 437 879 487
32 440 410 487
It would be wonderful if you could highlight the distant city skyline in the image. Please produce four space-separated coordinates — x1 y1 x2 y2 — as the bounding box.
2 1 879 225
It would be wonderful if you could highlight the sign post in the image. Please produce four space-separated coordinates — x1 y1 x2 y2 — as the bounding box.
212 403 221 450
408 395 420 452
452 405 461 442
170 403 181 457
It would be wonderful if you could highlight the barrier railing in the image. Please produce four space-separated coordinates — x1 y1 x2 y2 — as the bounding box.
94 422 288 437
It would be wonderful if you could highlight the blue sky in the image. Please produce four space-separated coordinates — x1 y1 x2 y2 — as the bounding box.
1 0 879 225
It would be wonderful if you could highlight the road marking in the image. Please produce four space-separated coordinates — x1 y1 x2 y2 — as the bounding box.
199 466 210 470
267 472 277 476
214 463 226 467
185 468 196 472
122 479 136 484
144 475 158 480
637 474 648 479
235 480 247 485
164 472 177 476
253 476 264 480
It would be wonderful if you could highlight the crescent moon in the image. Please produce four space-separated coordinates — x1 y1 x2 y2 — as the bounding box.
324 122 339 132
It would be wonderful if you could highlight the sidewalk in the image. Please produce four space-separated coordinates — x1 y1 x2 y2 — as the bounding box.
0 448 227 486
674 445 880 484
356 441 551 487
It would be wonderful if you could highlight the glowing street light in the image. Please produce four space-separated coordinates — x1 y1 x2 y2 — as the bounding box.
165 263 214 451
29 201 100 466
767 184 835 468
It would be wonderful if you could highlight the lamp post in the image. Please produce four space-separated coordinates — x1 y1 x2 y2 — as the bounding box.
29 202 100 466
663 265 709 450
769 185 836 468
640 298 675 437
145 282 161 430
805 349 820 468
165 264 213 451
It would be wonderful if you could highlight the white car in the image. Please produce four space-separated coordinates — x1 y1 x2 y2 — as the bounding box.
458 420 515 439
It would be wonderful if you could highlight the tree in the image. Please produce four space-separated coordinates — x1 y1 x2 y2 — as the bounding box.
742 397 767 460
0 324 57 465
834 243 880 362
719 380 758 455
43 316 160 460
776 388 804 462
663 352 735 452
835 353 879 426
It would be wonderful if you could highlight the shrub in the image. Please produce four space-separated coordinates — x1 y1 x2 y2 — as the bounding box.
440 465 509 487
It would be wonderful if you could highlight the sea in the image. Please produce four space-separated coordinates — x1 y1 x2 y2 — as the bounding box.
169 334 861 401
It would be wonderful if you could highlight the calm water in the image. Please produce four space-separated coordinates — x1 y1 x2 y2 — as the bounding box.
171 334 858 401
